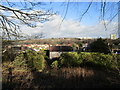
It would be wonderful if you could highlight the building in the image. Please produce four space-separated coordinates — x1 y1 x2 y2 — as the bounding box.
49 46 73 59
22 44 50 52
110 34 117 39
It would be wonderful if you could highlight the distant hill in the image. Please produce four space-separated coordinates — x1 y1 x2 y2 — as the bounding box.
7 38 95 45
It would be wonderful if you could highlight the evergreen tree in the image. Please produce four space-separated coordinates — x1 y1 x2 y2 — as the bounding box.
90 38 110 54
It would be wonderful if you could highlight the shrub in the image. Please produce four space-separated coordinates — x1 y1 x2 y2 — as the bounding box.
60 52 82 67
11 53 27 68
79 52 96 67
92 53 115 69
32 54 45 71
51 60 58 69
11 50 46 71
115 54 120 69
59 52 118 70
79 52 93 62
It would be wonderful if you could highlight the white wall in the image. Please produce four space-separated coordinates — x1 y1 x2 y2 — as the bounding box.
50 52 62 59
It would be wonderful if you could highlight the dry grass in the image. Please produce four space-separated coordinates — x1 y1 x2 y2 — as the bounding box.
2 67 120 89
49 67 94 79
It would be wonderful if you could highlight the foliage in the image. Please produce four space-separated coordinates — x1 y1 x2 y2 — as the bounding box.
11 50 46 71
2 49 18 62
51 60 59 69
112 39 120 45
38 49 49 60
90 38 110 54
79 52 95 67
2 40 14 47
60 52 82 67
33 54 45 70
11 53 27 67
59 52 120 70
90 53 115 69
116 55 120 68
77 42 83 47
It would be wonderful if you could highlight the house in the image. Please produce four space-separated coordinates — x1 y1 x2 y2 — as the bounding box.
49 46 73 59
23 44 50 52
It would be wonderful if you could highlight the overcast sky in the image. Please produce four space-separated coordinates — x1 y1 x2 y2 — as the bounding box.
1 1 119 39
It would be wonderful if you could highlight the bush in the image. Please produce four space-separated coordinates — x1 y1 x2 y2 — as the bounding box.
59 52 118 70
33 54 45 71
51 60 58 69
79 52 96 67
115 54 120 69
92 53 115 69
11 50 46 71
11 53 27 68
79 52 93 62
60 52 82 67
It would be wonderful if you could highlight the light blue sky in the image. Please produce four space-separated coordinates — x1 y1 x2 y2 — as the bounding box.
2 2 118 24
1 1 119 38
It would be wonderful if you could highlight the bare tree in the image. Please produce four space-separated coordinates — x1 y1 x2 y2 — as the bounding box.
0 1 54 39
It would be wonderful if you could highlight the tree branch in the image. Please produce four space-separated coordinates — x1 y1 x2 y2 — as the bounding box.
79 0 93 22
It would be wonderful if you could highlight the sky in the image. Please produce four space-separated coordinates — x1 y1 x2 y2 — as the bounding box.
1 1 119 39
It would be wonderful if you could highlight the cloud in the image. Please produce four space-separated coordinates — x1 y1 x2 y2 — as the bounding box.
20 14 118 38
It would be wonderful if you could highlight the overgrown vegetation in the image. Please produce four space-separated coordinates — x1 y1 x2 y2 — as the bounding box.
51 60 59 69
2 50 120 89
59 52 120 71
60 52 82 67
3 50 46 72
2 38 120 89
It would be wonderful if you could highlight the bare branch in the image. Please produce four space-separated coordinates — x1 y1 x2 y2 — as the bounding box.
0 2 54 39
102 0 107 31
79 0 93 22
107 1 120 25
58 0 70 30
